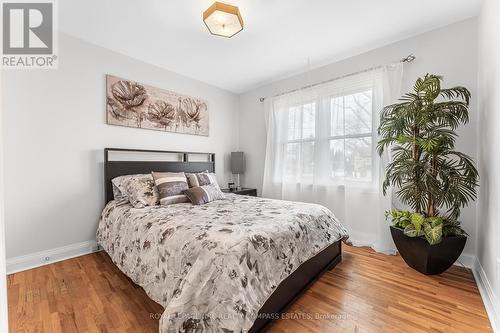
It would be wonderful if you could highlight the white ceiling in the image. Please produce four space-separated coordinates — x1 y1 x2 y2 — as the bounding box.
60 0 483 94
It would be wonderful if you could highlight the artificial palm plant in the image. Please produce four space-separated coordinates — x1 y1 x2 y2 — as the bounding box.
378 74 478 245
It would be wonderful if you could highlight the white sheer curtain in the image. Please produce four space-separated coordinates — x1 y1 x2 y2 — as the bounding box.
262 64 403 254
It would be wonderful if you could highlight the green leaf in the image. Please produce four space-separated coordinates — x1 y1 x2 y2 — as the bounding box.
424 222 443 245
426 217 443 227
399 218 411 228
386 210 414 228
404 224 425 238
410 213 425 232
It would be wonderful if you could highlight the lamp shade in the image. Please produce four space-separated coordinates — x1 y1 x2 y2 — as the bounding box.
231 152 246 174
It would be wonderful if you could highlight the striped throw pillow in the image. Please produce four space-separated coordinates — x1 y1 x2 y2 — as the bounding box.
184 184 225 205
186 172 219 188
151 172 189 205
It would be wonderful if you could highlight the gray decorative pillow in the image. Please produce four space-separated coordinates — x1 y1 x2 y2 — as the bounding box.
112 174 159 208
112 183 129 205
186 172 219 188
152 171 189 205
184 184 225 205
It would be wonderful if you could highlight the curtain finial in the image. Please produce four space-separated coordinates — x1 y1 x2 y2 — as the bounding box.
401 54 416 63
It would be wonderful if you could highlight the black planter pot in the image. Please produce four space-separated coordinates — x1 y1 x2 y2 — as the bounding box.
390 226 466 275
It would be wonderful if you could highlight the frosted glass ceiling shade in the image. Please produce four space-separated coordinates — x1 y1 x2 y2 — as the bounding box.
203 2 244 38
231 152 246 174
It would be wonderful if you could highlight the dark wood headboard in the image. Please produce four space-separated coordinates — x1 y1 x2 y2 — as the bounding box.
104 148 215 204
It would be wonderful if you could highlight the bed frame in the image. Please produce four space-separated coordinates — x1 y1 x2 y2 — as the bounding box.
103 148 342 332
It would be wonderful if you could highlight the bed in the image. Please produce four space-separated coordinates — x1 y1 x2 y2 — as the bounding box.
97 148 348 332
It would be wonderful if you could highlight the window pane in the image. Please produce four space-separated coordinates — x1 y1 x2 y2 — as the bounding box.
345 137 372 181
329 139 345 178
302 103 315 139
287 107 301 140
330 137 372 181
284 143 299 177
330 96 344 137
301 141 314 176
344 90 372 135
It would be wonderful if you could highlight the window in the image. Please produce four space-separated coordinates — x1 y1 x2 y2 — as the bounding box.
329 90 373 182
281 89 375 184
283 102 316 179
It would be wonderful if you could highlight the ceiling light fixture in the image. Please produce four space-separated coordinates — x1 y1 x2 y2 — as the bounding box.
203 2 243 38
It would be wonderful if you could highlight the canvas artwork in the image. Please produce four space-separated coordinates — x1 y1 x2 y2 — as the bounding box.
106 75 209 136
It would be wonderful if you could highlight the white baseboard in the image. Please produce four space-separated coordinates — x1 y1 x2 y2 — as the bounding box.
6 240 100 274
456 253 476 269
472 257 500 332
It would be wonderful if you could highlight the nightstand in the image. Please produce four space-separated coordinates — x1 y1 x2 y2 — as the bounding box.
221 187 257 197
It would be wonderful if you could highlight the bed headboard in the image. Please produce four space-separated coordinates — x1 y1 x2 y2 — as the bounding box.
104 148 215 204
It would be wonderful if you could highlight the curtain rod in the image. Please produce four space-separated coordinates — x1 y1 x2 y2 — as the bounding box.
259 54 416 102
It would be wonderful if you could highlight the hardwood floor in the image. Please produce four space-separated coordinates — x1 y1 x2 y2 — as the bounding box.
7 246 492 333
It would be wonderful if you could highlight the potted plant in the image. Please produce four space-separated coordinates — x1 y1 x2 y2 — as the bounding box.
378 74 479 275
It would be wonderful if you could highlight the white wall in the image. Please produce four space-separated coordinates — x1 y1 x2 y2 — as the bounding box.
238 19 478 256
477 0 500 327
0 68 8 332
2 33 239 260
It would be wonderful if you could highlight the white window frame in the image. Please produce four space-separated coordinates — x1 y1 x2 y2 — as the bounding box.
326 87 376 185
280 86 377 187
282 100 317 180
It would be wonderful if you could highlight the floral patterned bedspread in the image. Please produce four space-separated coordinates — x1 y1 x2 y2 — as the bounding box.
96 194 348 333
